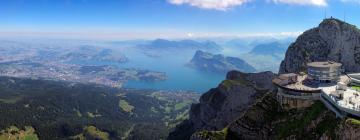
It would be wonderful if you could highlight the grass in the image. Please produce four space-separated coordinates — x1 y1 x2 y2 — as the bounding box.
346 118 360 125
221 80 240 90
315 115 340 139
221 78 252 91
0 126 38 140
84 126 109 140
0 96 24 104
275 101 326 140
76 110 82 117
24 135 38 140
72 126 109 140
352 85 360 91
164 106 172 113
174 100 192 111
119 99 134 113
175 110 189 121
195 128 229 140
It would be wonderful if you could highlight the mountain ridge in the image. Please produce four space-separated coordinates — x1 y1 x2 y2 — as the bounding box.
137 39 222 52
188 50 256 74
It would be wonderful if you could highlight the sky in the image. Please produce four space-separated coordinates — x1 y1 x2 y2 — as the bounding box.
1 0 360 40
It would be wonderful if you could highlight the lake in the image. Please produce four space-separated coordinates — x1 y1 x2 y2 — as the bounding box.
73 46 225 93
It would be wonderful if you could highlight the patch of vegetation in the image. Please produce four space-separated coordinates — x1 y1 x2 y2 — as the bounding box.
195 127 229 140
0 96 24 104
315 114 340 139
164 106 172 113
75 109 82 117
119 99 134 113
352 85 360 91
84 126 109 140
86 112 101 118
275 101 327 140
346 118 360 125
72 126 109 140
0 126 38 140
166 110 189 128
221 80 247 90
174 100 192 111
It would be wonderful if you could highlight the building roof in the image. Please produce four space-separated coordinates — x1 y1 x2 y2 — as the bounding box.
279 73 297 79
307 61 342 68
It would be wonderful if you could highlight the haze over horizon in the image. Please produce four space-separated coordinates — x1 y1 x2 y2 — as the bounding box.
1 0 360 40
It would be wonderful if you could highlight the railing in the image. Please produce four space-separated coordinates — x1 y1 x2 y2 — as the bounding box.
322 93 360 112
273 82 322 93
278 91 320 100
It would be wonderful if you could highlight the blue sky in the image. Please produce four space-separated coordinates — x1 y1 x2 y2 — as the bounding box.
1 0 360 40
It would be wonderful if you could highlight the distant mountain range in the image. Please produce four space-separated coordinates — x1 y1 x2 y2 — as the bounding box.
249 42 289 56
188 50 256 74
224 37 295 54
60 45 128 63
239 41 291 72
137 39 222 52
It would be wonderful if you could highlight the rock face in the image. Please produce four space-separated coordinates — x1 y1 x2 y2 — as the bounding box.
280 18 360 73
168 71 275 140
188 50 256 74
335 120 360 140
189 96 344 140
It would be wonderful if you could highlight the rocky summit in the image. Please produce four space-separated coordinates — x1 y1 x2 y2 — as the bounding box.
280 18 360 74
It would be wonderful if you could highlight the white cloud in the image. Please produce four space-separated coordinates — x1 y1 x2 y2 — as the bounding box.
0 31 303 40
187 32 194 37
272 0 327 6
236 31 303 38
167 0 250 11
341 0 360 4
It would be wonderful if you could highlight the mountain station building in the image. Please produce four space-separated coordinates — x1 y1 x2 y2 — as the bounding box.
307 61 342 82
273 61 360 118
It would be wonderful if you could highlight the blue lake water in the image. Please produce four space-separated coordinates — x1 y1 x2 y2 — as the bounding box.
72 47 225 93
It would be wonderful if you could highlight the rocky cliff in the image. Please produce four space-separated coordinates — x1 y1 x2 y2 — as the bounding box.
168 71 275 140
280 18 360 73
189 95 343 140
188 96 360 140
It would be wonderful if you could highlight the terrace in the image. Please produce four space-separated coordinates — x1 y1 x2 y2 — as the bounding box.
320 82 360 117
273 74 321 93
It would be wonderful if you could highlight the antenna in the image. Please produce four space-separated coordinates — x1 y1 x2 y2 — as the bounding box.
324 8 327 19
344 11 346 22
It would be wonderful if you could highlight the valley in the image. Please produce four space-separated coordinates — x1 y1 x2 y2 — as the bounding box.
0 76 199 140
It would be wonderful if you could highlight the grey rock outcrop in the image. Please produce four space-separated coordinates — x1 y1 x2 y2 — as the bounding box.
168 71 275 140
280 18 360 73
190 71 275 131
